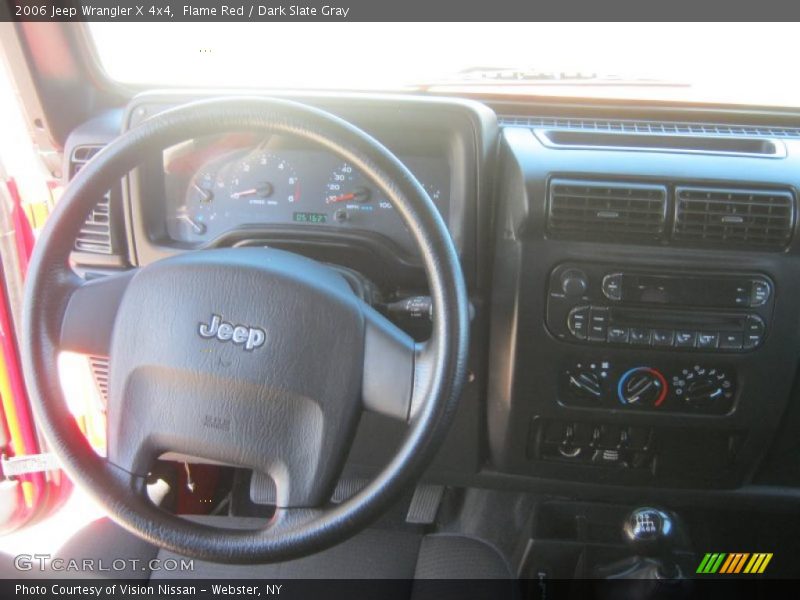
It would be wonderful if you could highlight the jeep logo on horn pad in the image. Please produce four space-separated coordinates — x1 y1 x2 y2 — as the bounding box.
198 314 266 351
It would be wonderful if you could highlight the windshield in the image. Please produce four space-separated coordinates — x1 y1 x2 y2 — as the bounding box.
88 22 800 108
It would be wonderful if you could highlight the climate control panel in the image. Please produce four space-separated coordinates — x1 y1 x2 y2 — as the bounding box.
561 360 736 414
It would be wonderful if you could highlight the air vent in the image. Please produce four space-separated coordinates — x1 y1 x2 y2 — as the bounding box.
548 179 668 242
499 116 800 139
87 355 109 404
70 145 112 255
674 187 795 250
536 130 783 158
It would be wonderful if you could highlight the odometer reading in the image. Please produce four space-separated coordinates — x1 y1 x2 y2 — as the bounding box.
293 211 327 224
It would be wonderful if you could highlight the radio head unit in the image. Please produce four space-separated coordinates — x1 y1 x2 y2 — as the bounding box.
547 264 773 353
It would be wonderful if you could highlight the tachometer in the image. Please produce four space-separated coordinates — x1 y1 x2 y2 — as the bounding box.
169 150 302 242
227 151 301 207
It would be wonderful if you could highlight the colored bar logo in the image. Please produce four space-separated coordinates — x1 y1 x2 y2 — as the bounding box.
696 553 773 574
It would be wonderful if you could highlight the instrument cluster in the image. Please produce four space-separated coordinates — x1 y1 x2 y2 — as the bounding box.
163 134 450 254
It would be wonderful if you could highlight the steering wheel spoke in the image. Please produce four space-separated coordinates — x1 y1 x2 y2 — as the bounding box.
60 269 136 356
361 305 416 421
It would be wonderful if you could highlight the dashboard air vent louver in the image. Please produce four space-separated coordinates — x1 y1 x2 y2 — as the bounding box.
673 187 795 250
548 179 668 242
70 145 113 255
87 355 109 404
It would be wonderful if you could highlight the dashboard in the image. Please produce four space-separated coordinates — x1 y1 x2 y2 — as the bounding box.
161 135 450 254
65 91 800 509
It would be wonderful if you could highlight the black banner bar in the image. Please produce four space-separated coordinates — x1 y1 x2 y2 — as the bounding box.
2 578 796 600
3 0 800 22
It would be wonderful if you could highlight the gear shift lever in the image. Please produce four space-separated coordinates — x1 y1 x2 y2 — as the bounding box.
624 508 674 555
593 507 682 579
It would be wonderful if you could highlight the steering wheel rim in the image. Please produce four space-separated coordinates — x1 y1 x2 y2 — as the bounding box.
20 97 470 563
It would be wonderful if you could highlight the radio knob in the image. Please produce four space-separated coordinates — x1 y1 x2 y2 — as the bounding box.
560 269 589 297
618 367 668 408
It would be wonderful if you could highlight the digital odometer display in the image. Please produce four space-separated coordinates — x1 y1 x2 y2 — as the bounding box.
293 211 327 224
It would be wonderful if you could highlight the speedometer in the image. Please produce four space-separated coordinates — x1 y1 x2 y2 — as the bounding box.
321 161 445 231
323 162 392 224
325 162 380 207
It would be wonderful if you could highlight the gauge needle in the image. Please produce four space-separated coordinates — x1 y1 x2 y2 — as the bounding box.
327 192 356 204
178 214 206 234
327 187 371 204
231 182 274 200
193 184 213 203
231 188 259 200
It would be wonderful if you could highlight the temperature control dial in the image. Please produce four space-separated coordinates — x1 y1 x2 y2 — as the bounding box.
671 366 735 411
617 367 668 408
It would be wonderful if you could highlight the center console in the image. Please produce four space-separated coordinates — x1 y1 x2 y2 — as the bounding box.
486 125 800 492
547 263 774 416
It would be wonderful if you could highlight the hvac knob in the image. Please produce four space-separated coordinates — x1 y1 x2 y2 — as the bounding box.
566 369 603 403
560 268 589 297
618 367 668 408
671 366 735 411
684 378 725 409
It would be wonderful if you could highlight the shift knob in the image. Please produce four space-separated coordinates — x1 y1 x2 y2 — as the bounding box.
623 507 675 558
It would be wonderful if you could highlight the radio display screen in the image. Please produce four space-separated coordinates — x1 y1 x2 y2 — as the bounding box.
621 275 749 307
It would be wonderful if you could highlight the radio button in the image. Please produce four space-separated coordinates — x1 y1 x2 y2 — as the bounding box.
567 306 590 340
607 326 630 344
589 325 607 341
743 335 762 349
629 328 652 345
602 273 623 301
652 329 675 347
674 331 697 348
746 316 766 334
734 289 750 307
743 316 766 349
751 280 771 307
588 307 609 341
696 332 720 349
720 332 743 350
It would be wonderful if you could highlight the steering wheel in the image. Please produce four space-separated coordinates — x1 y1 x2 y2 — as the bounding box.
20 98 469 563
